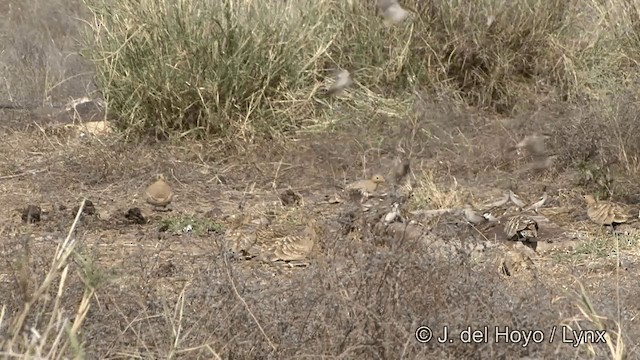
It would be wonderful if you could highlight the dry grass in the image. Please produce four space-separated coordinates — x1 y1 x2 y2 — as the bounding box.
77 0 640 140
0 200 90 358
2 0 640 359
0 117 637 359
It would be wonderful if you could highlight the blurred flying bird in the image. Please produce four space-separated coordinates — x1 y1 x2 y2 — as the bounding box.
510 133 550 156
392 157 411 185
377 0 410 25
326 69 353 96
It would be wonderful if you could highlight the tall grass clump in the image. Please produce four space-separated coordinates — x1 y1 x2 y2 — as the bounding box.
0 201 94 359
81 0 381 139
81 0 640 141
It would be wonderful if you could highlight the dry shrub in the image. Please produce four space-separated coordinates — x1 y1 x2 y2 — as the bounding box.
79 0 640 142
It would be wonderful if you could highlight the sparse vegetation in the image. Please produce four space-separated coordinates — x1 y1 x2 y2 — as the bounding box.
159 214 223 236
2 0 640 358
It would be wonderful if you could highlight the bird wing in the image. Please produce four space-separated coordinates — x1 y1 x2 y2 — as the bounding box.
346 179 369 191
484 192 509 209
509 191 526 207
504 217 519 239
272 235 314 261
588 202 627 225
611 203 630 223
524 195 546 211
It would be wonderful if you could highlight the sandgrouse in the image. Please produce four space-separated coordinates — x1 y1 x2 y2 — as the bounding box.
224 213 273 258
583 195 630 227
145 174 173 210
345 174 386 201
504 215 539 243
255 218 320 266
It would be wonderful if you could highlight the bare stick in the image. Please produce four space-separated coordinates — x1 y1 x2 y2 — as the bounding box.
0 168 47 180
7 198 86 346
222 256 277 352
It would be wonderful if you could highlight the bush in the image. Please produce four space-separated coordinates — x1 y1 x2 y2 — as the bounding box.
81 0 376 139
81 0 640 140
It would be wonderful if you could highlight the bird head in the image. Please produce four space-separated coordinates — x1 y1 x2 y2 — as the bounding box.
583 194 596 205
305 218 321 239
371 174 386 183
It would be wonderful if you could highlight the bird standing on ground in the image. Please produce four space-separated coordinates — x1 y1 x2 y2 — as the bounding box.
463 204 486 225
509 190 526 209
345 174 386 200
504 215 539 243
583 194 630 227
377 0 409 25
525 192 548 213
145 174 173 210
326 69 353 96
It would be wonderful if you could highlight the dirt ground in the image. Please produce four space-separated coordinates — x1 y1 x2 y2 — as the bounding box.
0 102 638 359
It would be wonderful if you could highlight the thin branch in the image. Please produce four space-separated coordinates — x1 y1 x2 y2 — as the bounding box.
223 256 278 352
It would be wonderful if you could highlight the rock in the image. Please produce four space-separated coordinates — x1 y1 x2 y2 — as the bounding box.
125 207 146 224
21 205 41 224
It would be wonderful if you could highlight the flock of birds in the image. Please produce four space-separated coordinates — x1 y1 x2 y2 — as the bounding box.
140 140 639 269
140 1 411 267
136 1 637 266
324 1 411 96
143 174 321 267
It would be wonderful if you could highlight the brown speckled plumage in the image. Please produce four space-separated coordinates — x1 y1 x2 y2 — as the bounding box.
583 195 629 226
504 215 539 242
256 219 319 263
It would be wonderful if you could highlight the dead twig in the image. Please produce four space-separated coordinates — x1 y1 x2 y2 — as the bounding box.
223 256 278 352
0 168 47 180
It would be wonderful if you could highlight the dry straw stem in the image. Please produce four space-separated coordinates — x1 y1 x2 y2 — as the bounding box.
81 0 601 140
574 281 625 360
164 284 223 359
223 255 278 352
1 199 92 358
411 170 462 210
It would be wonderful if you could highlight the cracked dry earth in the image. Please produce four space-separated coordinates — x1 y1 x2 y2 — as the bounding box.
1 120 639 358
